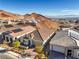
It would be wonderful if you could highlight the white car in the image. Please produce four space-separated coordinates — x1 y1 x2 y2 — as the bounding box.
0 47 7 52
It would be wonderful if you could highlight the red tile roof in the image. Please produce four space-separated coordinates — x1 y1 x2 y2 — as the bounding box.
36 20 59 40
10 26 36 38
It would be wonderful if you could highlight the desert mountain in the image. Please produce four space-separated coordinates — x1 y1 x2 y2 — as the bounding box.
24 13 59 29
24 13 59 40
0 10 59 29
24 13 51 22
0 10 24 20
0 10 59 40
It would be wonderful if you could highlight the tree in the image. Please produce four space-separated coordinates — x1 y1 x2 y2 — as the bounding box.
13 41 20 48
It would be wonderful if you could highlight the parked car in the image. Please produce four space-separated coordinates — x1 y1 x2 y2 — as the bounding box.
0 47 7 52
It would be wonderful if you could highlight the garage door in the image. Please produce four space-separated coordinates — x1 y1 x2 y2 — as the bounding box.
53 45 65 53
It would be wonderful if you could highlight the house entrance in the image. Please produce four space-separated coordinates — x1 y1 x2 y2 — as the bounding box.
67 50 72 57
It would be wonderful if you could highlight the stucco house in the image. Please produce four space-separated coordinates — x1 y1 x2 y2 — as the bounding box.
4 26 43 43
49 30 79 59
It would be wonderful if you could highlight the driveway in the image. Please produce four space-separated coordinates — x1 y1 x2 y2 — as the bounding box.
48 51 78 59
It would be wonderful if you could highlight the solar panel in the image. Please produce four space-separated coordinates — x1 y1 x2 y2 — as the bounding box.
12 28 23 33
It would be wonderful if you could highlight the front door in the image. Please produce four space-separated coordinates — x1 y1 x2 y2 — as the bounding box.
67 50 72 57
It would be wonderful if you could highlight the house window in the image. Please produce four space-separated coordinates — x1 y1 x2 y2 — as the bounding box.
10 38 13 43
6 37 9 42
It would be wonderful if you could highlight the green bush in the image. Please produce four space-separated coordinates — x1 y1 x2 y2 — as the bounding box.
13 41 20 48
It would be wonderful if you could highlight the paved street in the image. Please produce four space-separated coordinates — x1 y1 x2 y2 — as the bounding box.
48 51 65 59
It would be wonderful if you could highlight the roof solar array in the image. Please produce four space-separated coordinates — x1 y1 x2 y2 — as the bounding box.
12 28 23 33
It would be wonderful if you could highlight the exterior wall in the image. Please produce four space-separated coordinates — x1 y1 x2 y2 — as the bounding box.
62 28 70 31
5 35 13 41
68 30 79 40
68 29 79 46
50 44 79 58
0 20 8 26
18 35 26 40
8 21 19 25
74 49 79 58
0 33 3 43
33 30 43 42
50 44 65 53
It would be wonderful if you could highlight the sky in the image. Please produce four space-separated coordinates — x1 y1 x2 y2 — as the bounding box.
0 0 79 16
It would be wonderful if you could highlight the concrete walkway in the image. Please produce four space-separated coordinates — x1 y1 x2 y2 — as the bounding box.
0 53 16 59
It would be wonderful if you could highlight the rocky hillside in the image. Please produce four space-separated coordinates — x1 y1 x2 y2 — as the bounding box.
0 10 59 29
0 10 24 20
24 13 59 29
24 13 51 22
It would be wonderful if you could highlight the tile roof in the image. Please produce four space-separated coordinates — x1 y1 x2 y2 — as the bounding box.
10 26 36 38
0 24 30 33
36 21 58 40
